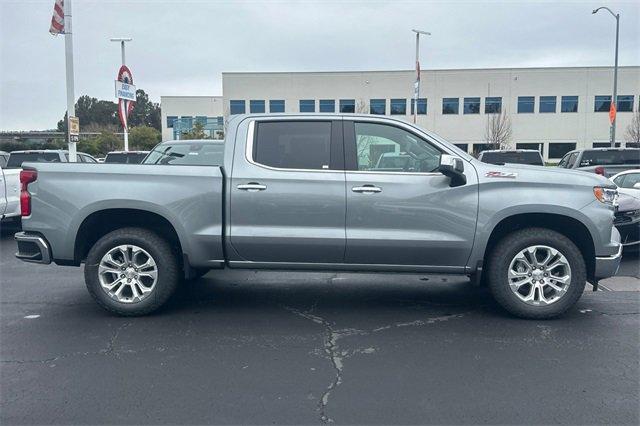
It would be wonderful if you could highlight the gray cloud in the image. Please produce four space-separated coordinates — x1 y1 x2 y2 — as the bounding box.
1 0 639 130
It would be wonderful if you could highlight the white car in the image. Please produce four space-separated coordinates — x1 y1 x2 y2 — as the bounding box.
611 169 640 200
0 166 21 221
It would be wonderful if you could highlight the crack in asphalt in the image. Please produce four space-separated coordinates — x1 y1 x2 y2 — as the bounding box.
284 305 465 424
1 322 131 365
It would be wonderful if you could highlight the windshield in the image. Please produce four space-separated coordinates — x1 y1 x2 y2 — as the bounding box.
143 142 224 166
579 150 640 166
480 152 543 165
7 152 61 168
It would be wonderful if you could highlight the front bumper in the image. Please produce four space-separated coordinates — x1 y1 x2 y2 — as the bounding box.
15 232 52 264
593 228 622 280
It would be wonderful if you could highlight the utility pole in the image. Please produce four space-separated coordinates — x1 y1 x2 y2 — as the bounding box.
593 7 620 147
412 29 430 124
110 37 132 151
64 0 77 161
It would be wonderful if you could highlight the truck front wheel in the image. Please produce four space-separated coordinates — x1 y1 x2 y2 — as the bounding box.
84 227 179 316
486 228 586 319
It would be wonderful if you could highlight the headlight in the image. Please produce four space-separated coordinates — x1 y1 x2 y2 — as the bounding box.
593 186 618 206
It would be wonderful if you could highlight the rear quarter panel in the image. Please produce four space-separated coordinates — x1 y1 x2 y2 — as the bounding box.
21 163 224 268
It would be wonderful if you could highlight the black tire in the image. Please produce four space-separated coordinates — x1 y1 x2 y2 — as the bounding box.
84 227 180 316
486 227 586 319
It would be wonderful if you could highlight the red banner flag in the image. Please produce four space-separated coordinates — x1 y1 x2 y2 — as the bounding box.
49 0 64 35
609 101 617 124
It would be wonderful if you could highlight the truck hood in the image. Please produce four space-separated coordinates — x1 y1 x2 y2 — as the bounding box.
472 161 613 188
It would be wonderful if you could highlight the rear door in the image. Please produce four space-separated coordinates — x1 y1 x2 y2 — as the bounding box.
229 118 346 264
343 119 478 269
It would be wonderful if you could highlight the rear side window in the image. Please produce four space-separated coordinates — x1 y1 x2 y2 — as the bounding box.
6 153 61 168
253 121 331 170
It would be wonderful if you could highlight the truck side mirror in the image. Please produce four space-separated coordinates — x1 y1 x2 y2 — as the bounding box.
438 154 466 187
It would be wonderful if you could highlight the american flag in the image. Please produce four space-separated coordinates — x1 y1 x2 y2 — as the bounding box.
49 0 64 35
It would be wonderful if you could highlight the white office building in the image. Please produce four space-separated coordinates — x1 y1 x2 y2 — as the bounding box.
161 66 639 160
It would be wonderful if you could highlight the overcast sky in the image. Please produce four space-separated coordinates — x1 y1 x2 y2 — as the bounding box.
1 0 639 130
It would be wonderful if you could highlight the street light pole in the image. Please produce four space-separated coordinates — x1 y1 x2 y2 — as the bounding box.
110 37 132 151
593 7 620 147
412 29 431 124
63 0 77 162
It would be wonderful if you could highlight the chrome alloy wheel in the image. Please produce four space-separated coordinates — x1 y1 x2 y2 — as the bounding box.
507 245 572 306
98 245 158 303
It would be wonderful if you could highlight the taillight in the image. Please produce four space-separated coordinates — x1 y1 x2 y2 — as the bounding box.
20 170 37 217
595 166 605 176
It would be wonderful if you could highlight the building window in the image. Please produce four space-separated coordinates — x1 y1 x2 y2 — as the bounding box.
249 100 265 113
561 96 579 113
442 98 459 114
463 97 480 114
592 142 622 148
319 99 335 113
594 95 611 112
390 99 407 115
340 99 355 113
269 100 285 113
217 116 224 126
299 99 315 113
195 116 207 126
166 116 177 128
617 95 634 112
485 97 502 114
370 99 386 115
454 144 469 153
516 142 544 156
517 96 535 113
539 96 557 113
472 143 492 156
254 121 331 170
410 98 427 115
548 142 576 158
230 100 245 115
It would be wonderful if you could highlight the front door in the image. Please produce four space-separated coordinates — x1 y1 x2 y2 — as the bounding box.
343 120 478 269
230 118 346 264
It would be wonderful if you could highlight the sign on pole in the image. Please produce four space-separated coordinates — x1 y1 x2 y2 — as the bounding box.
68 116 79 142
115 80 136 101
116 65 135 131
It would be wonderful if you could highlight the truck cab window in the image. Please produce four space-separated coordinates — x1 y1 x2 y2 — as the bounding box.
353 122 441 173
253 121 331 170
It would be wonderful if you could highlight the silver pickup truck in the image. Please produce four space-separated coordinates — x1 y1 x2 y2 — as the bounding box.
15 114 622 319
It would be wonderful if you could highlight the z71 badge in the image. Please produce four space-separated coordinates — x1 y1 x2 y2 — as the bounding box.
485 171 518 178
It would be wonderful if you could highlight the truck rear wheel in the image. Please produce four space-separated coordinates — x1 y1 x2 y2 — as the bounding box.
84 227 179 316
486 228 586 319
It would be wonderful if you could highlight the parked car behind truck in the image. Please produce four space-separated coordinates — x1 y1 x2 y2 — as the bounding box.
557 148 640 177
478 149 544 166
0 165 20 222
6 150 97 168
15 114 622 319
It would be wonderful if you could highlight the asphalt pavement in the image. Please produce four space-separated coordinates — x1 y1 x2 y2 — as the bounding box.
1 227 639 425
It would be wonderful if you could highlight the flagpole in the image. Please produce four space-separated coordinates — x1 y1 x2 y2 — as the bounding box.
63 0 77 161
411 29 430 125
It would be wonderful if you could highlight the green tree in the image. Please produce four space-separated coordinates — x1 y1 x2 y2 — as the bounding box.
94 132 121 155
180 121 210 139
129 126 161 150
57 95 118 132
129 90 161 131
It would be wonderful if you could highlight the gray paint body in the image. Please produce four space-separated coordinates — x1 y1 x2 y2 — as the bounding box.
20 114 620 280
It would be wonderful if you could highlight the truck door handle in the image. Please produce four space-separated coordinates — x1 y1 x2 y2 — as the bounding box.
352 185 382 193
237 183 267 192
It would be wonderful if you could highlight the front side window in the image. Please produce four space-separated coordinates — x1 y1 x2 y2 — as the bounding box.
463 97 480 114
370 99 386 115
269 100 285 113
518 96 535 113
253 121 331 170
353 122 441 173
614 172 640 188
539 96 557 113
442 98 459 114
485 97 502 114
319 99 335 113
250 100 265 113
410 98 427 115
594 95 611 112
299 100 315 113
389 99 406 115
340 99 355 113
230 100 246 115
561 96 579 113
617 95 634 112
